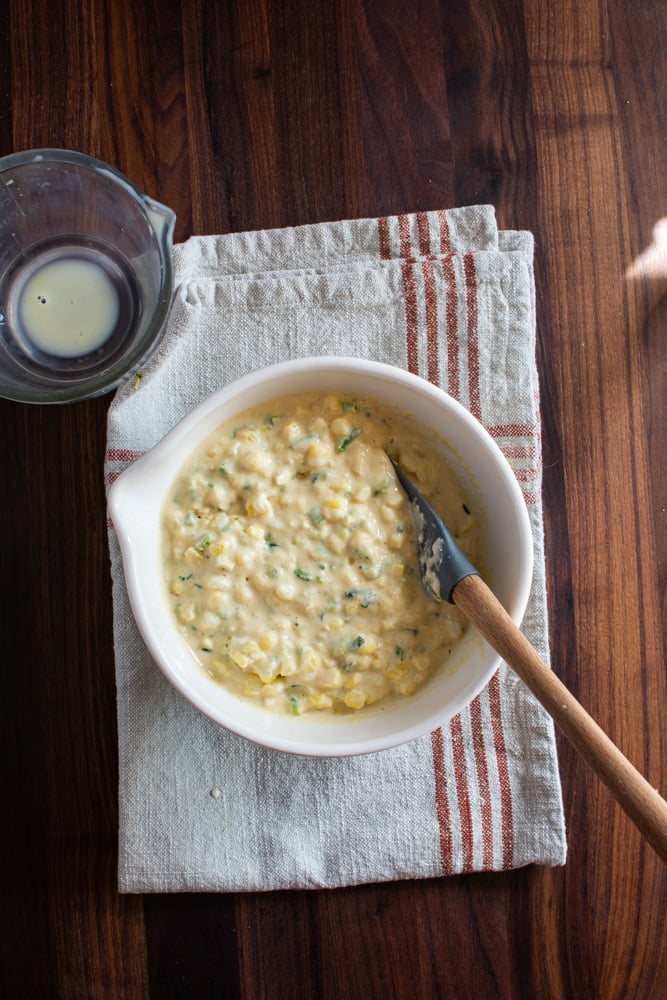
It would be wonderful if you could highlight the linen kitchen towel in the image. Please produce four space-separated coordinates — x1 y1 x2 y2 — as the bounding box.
105 205 567 892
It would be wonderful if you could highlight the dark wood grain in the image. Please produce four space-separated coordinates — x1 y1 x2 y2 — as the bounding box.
525 4 667 996
1 1 665 998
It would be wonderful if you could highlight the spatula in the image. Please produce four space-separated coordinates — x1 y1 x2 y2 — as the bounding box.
390 458 667 864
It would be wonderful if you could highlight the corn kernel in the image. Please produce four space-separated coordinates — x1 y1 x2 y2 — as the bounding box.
256 660 280 683
323 497 348 521
245 496 271 516
331 417 352 436
311 693 334 709
238 449 271 474
398 679 417 696
306 441 330 468
207 591 227 613
243 676 263 696
282 421 303 443
321 615 344 632
198 611 220 631
386 664 406 682
352 484 371 502
344 689 367 710
328 532 346 554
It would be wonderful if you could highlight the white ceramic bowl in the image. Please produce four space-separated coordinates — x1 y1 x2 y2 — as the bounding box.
108 357 533 756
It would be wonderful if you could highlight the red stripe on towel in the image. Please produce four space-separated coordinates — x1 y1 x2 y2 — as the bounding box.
430 728 454 875
398 214 419 373
488 423 537 439
416 211 432 256
488 670 514 869
500 444 538 460
105 448 144 463
462 250 514 869
463 253 481 422
513 467 539 483
469 695 494 870
442 255 459 400
378 217 391 260
401 262 419 375
450 713 474 873
421 258 440 384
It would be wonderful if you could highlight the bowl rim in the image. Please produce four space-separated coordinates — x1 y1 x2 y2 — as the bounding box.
108 356 534 756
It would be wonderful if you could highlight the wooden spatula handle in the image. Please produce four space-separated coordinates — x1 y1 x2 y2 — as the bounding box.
453 573 667 864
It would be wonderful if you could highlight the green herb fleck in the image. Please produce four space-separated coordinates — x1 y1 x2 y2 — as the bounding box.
294 568 311 581
349 635 365 650
336 427 362 452
395 645 405 660
342 400 370 416
373 478 391 496
308 508 324 526
289 432 320 450
179 573 193 581
344 589 376 608
288 694 303 715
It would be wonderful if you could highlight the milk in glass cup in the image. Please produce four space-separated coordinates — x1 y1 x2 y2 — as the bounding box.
0 149 175 403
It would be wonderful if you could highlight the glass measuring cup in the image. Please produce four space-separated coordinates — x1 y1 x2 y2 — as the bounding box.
0 149 176 403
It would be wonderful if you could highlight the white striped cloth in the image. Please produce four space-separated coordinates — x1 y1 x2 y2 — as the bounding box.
105 205 566 892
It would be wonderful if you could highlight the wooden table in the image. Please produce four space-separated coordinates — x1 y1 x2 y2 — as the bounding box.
1 1 665 996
